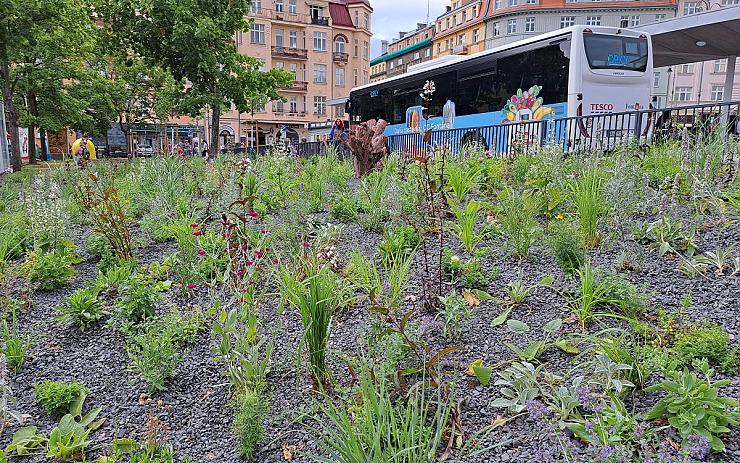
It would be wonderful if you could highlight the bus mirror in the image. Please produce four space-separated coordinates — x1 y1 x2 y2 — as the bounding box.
577 93 583 101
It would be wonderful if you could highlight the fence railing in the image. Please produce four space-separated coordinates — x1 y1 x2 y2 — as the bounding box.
285 101 739 159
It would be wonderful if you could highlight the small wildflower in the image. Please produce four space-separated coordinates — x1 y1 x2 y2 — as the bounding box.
555 213 564 220
272 258 279 264
193 230 202 236
196 249 206 256
248 210 258 218
254 250 264 259
186 283 196 290
245 260 254 267
302 241 309 249
223 233 231 239
190 223 198 228
260 229 269 234
241 244 247 251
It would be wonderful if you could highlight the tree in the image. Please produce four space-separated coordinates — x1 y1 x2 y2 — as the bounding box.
97 0 293 156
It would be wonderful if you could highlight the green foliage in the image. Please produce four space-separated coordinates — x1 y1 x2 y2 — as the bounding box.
499 190 541 258
328 194 358 222
0 213 27 272
671 322 738 373
116 273 161 325
1 313 32 373
232 388 269 459
441 250 488 289
568 169 604 248
449 200 490 255
503 318 563 362
382 245 416 307
55 286 105 331
445 161 481 204
34 380 89 416
46 407 105 461
126 320 182 393
312 360 452 463
344 250 382 302
23 249 78 290
437 291 475 340
645 359 740 452
378 224 419 266
491 361 542 413
546 219 585 274
634 215 697 257
642 146 684 190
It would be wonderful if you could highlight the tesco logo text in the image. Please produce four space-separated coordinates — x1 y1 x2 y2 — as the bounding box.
590 103 614 111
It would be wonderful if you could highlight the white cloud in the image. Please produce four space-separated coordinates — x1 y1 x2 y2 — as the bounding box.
370 0 448 58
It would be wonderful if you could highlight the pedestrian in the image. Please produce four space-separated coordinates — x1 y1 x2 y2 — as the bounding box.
202 139 209 157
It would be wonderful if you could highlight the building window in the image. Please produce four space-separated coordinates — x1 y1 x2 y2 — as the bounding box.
414 51 420 60
711 85 724 101
235 30 243 46
364 13 370 29
509 0 518 6
507 19 517 33
363 41 369 59
289 31 297 48
251 0 262 13
288 0 297 13
275 29 284 48
620 15 629 28
354 39 358 57
309 5 323 20
527 0 536 3
714 58 727 73
473 6 477 16
313 64 327 83
683 2 702 14
275 0 283 12
250 23 265 44
653 72 660 87
314 96 326 115
679 63 694 74
722 0 740 5
525 17 535 32
495 0 501 8
354 11 359 26
655 14 666 21
458 34 465 45
493 21 501 36
586 16 601 26
289 96 298 113
353 69 358 86
397 58 403 66
313 32 327 51
473 29 480 42
274 61 284 69
335 67 345 86
462 11 467 21
334 36 346 53
675 87 692 102
560 16 575 28
630 15 640 27
425 48 431 58
389 61 394 70
363 70 368 84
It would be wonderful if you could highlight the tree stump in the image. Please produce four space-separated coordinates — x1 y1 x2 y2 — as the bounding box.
345 119 387 178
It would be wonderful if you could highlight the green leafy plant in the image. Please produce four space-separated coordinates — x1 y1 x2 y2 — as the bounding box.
378 224 419 266
568 169 604 248
232 388 269 459
34 380 89 417
442 250 488 289
126 322 181 393
23 249 78 290
328 194 358 222
504 318 565 362
445 161 482 204
633 215 698 257
499 190 542 258
437 291 476 340
1 312 32 373
645 359 740 452
46 407 105 461
117 273 161 326
492 361 543 413
55 287 104 331
547 219 585 274
449 200 488 255
383 245 416 307
344 249 382 302
671 322 738 373
503 273 554 306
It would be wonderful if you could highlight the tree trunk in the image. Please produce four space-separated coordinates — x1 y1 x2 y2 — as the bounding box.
209 103 221 159
1 58 22 172
40 127 48 161
27 90 37 164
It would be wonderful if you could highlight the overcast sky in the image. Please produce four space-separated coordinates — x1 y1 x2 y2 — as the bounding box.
370 0 448 58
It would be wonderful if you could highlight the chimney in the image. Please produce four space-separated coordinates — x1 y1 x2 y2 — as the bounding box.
399 31 406 39
417 22 426 30
446 6 451 12
381 40 389 54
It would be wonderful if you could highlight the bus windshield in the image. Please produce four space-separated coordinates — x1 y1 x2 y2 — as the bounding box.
583 33 648 72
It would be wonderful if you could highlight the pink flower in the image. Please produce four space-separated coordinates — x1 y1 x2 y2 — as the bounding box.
245 260 254 267
254 250 264 259
248 211 258 218
190 223 198 228
235 270 244 277
223 233 232 239
193 230 202 236
196 249 206 256
272 258 279 264
241 244 247 251
186 283 197 290
302 241 309 249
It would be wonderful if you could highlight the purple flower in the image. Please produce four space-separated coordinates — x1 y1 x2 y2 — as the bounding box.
601 445 617 460
577 386 604 413
685 435 710 460
526 399 550 425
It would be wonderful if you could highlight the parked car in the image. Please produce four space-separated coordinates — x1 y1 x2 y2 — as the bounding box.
134 145 154 157
102 145 129 158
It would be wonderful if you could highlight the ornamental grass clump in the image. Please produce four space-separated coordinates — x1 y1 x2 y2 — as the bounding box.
568 169 604 248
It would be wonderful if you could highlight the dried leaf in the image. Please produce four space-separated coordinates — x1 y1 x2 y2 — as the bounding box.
404 294 418 302
282 443 295 461
491 415 508 427
463 290 480 307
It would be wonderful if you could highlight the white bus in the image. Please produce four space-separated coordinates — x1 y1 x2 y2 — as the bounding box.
348 26 653 151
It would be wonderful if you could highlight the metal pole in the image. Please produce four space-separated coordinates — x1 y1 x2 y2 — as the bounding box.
0 101 9 173
720 55 737 137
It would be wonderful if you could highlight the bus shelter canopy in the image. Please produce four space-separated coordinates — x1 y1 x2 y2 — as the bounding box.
638 6 740 68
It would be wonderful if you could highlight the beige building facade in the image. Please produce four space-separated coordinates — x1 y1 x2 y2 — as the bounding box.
218 0 372 147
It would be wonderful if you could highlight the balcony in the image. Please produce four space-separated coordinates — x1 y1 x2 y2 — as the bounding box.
332 52 348 63
281 80 308 92
271 106 308 118
271 46 308 60
248 8 312 25
452 44 469 55
311 16 330 26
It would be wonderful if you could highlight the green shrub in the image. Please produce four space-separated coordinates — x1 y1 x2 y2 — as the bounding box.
671 322 738 373
23 249 78 290
55 286 105 331
1 312 32 372
378 224 419 265
34 380 89 416
117 274 161 325
437 290 475 340
546 219 585 274
233 389 269 459
442 250 488 289
499 190 541 258
126 321 181 393
328 194 358 222
642 146 684 190
85 233 111 259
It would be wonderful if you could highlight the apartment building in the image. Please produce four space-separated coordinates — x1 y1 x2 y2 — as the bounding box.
219 0 372 147
370 23 435 81
433 0 489 58
656 0 740 108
